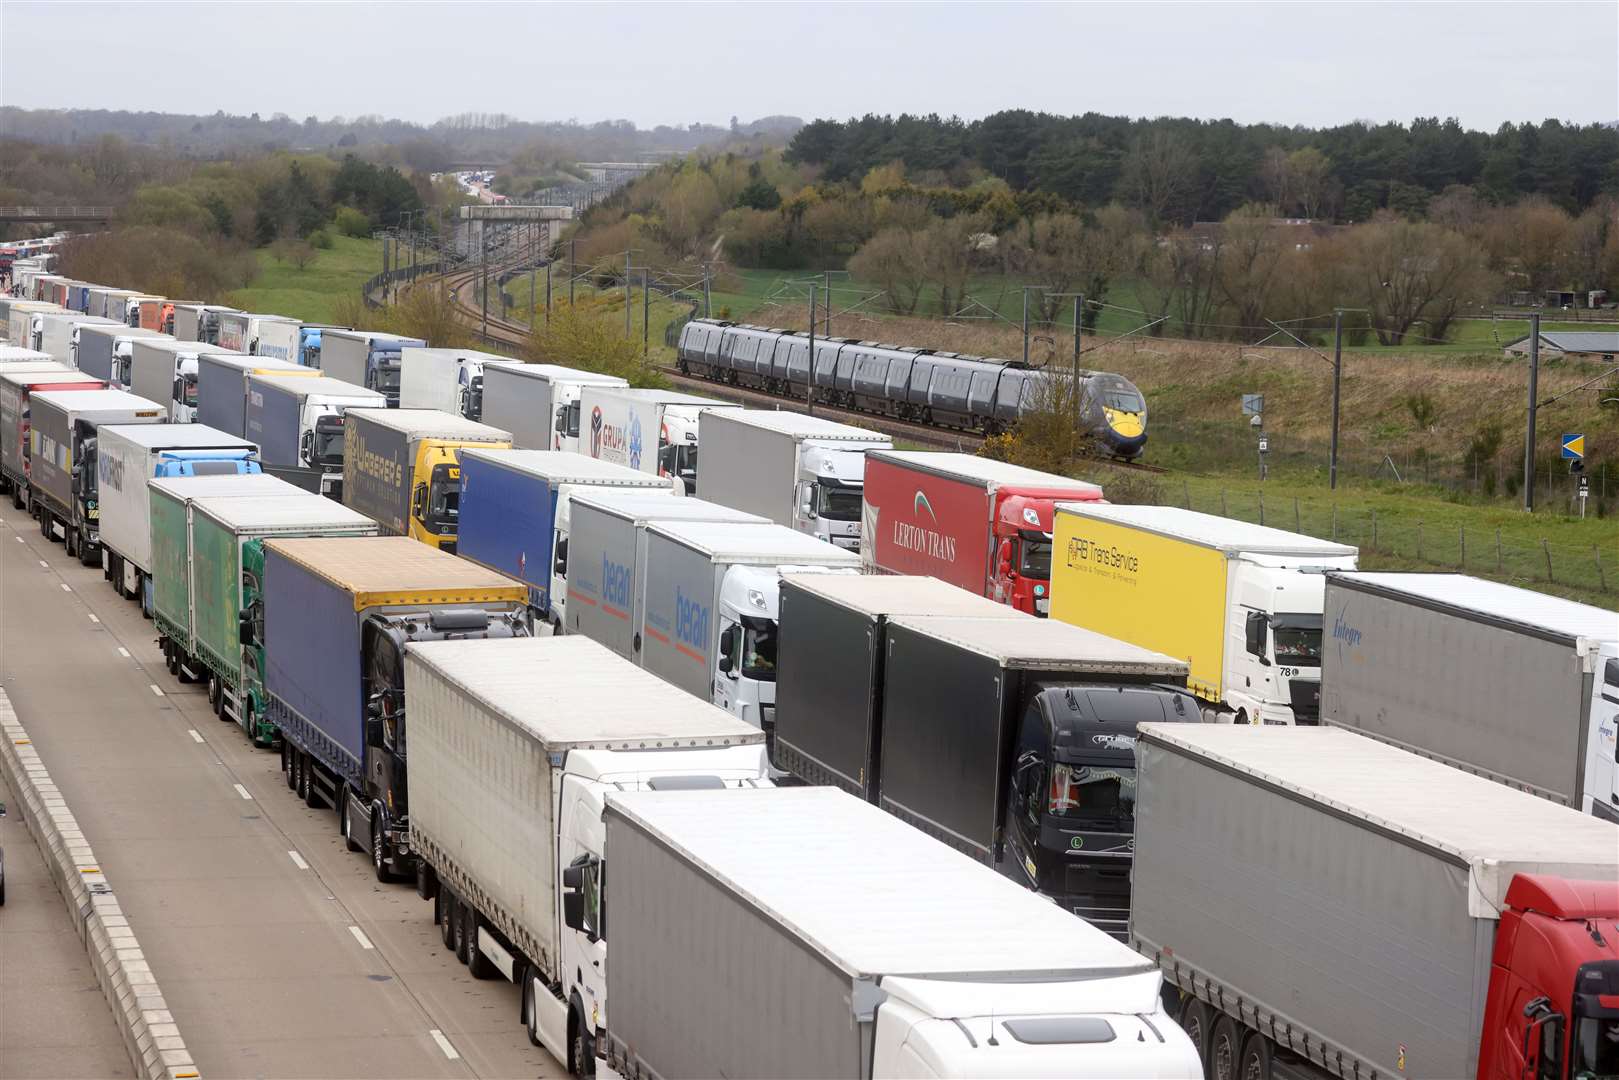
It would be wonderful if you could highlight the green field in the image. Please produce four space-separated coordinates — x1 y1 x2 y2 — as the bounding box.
227 236 382 324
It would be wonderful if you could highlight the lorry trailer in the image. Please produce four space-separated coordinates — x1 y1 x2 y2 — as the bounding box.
262 536 529 876
0 368 103 506
0 348 54 366
1131 723 1619 1080
321 330 425 405
95 423 259 606
696 408 891 549
479 362 626 451
456 448 676 626
137 298 177 335
773 573 1026 794
398 346 520 420
215 311 298 356
600 786 1200 1080
130 338 237 422
1052 503 1358 724
566 489 766 656
404 635 770 1074
253 318 340 367
195 353 314 438
171 303 238 345
860 451 1104 616
75 324 166 388
1322 571 1619 821
1 300 61 344
630 519 860 729
27 388 166 565
245 374 385 499
341 409 511 551
871 613 1193 936
187 495 378 743
577 384 741 493
35 311 120 366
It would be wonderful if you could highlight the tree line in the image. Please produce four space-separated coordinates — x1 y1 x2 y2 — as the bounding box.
786 112 1619 224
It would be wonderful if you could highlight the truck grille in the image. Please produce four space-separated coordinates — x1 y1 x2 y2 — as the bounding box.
1289 679 1321 724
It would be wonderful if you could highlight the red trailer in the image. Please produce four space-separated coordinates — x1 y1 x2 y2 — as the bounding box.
860 450 1103 615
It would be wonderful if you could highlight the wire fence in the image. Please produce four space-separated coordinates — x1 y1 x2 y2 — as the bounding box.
1161 481 1612 598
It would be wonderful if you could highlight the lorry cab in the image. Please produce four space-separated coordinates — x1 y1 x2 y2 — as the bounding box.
992 491 1097 617
1003 681 1198 937
793 444 868 549
1225 556 1345 725
656 407 703 494
1589 645 1619 822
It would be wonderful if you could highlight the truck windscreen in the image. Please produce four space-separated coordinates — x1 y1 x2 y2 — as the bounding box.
1019 531 1052 578
1047 763 1134 820
312 416 346 468
1272 613 1323 665
426 463 459 533
816 483 862 522
741 615 777 681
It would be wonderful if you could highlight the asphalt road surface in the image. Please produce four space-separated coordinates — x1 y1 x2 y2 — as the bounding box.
0 499 559 1079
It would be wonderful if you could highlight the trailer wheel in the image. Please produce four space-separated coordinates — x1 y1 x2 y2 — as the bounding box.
437 890 456 951
453 900 473 966
1238 1032 1273 1080
302 756 321 809
281 743 295 790
294 753 309 803
1178 999 1212 1074
339 789 360 852
163 642 178 677
1208 1016 1243 1080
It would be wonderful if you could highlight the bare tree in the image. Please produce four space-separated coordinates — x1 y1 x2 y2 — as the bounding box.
1118 130 1195 225
1215 205 1287 330
849 227 928 315
1337 218 1497 343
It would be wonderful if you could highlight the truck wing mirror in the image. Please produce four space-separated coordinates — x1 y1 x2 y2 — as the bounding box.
1245 611 1269 661
998 539 1014 576
561 888 585 932
411 482 427 521
238 611 254 646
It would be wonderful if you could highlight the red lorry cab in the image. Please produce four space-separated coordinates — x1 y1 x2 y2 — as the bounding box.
1484 874 1619 1080
860 450 1103 616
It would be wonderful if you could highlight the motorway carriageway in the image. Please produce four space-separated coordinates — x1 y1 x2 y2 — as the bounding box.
0 499 560 1079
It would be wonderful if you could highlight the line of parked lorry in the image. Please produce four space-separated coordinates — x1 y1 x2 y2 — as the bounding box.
4 259 1616 1079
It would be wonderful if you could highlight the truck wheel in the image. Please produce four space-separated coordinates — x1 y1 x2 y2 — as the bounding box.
294 753 310 803
302 757 321 809
571 1026 596 1078
437 890 456 951
465 913 496 980
1238 1032 1273 1080
1178 999 1212 1071
281 743 295 790
78 538 96 568
453 900 472 965
164 642 179 677
63 526 76 558
1208 1016 1243 1080
370 813 392 881
522 971 542 1046
339 789 360 852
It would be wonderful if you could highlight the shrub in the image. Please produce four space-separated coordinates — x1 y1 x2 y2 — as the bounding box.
333 206 371 238
308 227 334 249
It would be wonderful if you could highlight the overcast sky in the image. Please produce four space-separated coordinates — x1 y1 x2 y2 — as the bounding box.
3 1 1614 131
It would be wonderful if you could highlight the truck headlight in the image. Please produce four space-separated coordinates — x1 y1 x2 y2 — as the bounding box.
1034 584 1046 597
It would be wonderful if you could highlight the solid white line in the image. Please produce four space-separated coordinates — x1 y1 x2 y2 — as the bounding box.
428 1030 460 1060
38 559 48 567
347 925 375 951
116 647 130 658
148 684 165 697
187 729 204 743
287 850 309 870
233 783 253 801
60 582 71 592
87 613 100 623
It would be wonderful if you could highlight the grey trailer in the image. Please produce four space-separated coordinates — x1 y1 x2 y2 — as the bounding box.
76 325 165 385
567 490 765 655
480 363 626 450
1131 723 1619 1080
774 575 1025 798
172 303 238 345
1322 571 1619 821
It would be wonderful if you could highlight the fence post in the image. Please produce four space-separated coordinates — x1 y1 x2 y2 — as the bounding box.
1417 521 1424 561
1542 539 1554 582
1371 509 1378 551
1459 527 1466 568
1183 479 1192 509
1221 489 1228 516
1293 497 1301 533
1495 528 1503 573
1258 490 1265 526
1597 546 1608 592
1331 504 1338 541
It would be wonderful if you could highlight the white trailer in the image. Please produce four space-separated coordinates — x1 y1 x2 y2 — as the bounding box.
171 303 239 345
577 384 740 493
602 786 1200 1079
405 636 770 1075
36 312 120 366
94 424 260 604
480 362 626 452
216 311 299 356
75 325 167 388
696 408 890 549
398 346 519 420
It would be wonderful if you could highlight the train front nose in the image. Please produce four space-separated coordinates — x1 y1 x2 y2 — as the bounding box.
1102 407 1147 458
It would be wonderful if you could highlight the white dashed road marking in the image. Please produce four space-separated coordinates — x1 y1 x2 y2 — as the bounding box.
233 783 253 801
149 684 165 697
287 850 309 870
429 1030 460 1060
348 926 375 950
59 583 70 592
88 613 99 623
187 729 204 743
116 647 130 658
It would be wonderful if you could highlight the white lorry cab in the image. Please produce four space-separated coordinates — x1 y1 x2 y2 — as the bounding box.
481 363 628 453
129 338 237 422
398 346 520 421
696 408 891 549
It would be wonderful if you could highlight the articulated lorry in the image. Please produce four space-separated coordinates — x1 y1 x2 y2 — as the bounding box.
262 536 529 877
321 330 425 405
91 288 139 322
697 408 891 549
215 311 298 356
456 449 674 627
1131 724 1619 1080
566 490 765 655
245 374 384 498
341 409 511 551
600 786 1201 1080
398 346 519 421
480 362 626 451
185 495 378 744
27 388 166 565
136 298 176 334
773 574 1025 791
149 473 311 680
1322 571 1619 821
253 319 341 367
630 520 859 730
36 311 120 366
578 384 741 493
75 325 166 388
1051 504 1359 724
95 423 259 607
195 353 313 437
853 613 1192 936
2 301 63 345
130 338 238 422
861 451 1104 616
115 294 163 328
171 303 238 345
0 368 103 507
405 636 771 1075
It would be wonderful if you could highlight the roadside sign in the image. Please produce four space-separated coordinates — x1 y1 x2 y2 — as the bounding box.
1562 433 1585 460
1579 475 1590 496
1242 394 1264 417
1258 436 1270 454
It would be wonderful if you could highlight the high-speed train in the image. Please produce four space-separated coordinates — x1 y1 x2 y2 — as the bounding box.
675 319 1149 460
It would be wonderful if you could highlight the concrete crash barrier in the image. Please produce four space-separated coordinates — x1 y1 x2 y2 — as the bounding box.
0 688 199 1079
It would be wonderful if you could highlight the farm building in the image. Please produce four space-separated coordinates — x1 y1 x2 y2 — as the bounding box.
1502 330 1619 360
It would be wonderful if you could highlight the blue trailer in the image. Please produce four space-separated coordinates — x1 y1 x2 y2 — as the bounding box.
261 536 529 878
457 448 673 619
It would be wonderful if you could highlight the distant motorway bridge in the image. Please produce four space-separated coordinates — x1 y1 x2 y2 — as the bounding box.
0 206 113 225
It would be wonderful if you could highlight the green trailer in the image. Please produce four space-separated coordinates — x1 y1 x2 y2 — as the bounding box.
148 474 309 685
188 494 377 744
